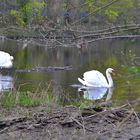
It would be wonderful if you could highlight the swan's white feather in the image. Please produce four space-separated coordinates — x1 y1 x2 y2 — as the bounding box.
78 78 95 87
79 70 108 87
0 51 13 68
83 70 108 87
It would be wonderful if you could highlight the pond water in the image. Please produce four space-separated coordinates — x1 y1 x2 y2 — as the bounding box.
0 39 140 109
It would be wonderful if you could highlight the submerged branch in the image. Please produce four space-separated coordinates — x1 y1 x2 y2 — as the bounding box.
75 26 140 39
70 24 140 34
88 35 140 43
16 66 73 73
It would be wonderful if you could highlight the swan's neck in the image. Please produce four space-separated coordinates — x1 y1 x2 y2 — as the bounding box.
106 71 113 87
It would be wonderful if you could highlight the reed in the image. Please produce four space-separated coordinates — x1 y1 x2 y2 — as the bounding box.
0 89 57 108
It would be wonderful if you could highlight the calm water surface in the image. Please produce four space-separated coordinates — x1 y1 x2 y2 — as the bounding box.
0 39 140 109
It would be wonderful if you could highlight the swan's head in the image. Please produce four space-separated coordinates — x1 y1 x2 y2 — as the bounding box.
10 56 14 60
106 68 115 74
106 68 114 88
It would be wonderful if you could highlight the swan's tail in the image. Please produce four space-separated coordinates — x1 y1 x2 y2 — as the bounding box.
78 77 86 86
78 77 95 87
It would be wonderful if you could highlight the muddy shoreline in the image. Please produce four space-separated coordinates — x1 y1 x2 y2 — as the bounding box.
0 102 140 140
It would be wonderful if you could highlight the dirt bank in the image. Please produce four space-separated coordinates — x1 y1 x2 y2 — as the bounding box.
0 104 140 140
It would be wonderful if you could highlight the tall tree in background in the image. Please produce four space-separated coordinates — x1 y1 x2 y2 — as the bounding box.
10 0 45 26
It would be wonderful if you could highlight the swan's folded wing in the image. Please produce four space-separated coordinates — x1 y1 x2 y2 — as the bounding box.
78 77 95 86
0 56 10 64
0 52 12 67
83 70 108 87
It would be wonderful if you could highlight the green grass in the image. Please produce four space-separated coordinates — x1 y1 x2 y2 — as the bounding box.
0 88 100 109
0 90 58 108
0 90 97 109
18 92 40 107
68 98 95 109
0 93 16 107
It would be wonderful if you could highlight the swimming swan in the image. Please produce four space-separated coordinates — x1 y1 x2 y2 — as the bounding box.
0 51 14 68
78 68 114 88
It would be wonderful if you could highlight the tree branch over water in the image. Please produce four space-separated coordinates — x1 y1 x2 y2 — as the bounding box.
1 23 140 48
71 0 120 26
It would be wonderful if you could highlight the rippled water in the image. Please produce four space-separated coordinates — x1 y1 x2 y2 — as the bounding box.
0 39 140 108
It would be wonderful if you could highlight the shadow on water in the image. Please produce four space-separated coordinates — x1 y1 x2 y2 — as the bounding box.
0 39 140 109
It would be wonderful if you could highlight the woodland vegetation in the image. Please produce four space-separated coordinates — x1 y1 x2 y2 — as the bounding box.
0 0 140 47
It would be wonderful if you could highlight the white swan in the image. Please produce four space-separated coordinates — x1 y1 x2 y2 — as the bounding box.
0 51 14 68
78 68 114 88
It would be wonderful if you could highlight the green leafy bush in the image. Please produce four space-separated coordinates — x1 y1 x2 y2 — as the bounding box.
10 0 45 26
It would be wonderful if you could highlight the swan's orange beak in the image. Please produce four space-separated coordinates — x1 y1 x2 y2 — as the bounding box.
112 69 116 75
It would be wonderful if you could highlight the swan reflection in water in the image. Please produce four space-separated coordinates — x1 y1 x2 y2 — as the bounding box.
0 75 13 92
78 86 114 101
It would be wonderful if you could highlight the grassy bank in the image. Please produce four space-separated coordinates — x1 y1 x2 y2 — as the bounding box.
0 89 57 108
0 90 98 113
